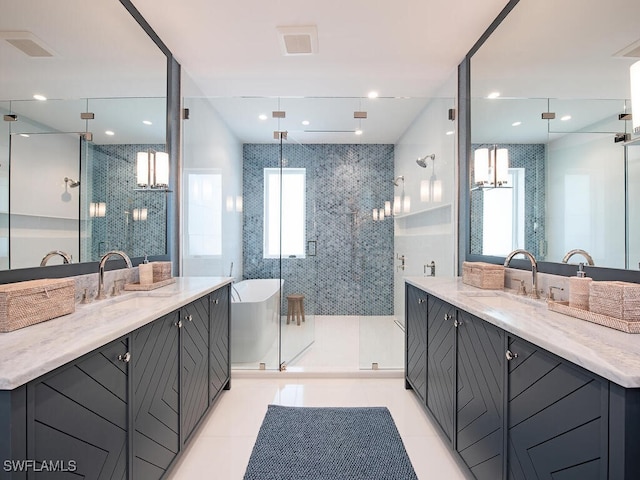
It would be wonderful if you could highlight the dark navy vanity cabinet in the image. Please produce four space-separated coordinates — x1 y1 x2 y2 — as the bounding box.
405 282 640 480
0 284 230 480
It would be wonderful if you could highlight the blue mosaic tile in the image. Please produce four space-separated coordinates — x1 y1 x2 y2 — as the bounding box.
243 143 394 316
470 143 546 258
87 143 167 260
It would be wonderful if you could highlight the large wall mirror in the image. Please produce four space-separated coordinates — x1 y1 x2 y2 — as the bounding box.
0 0 168 271
468 0 640 270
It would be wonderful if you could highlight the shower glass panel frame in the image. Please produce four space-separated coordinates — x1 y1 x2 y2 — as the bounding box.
277 135 317 370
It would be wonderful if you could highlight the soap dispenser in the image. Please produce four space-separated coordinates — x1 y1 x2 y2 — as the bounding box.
138 255 153 285
569 263 592 310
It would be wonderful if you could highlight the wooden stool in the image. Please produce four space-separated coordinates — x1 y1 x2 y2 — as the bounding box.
286 294 305 326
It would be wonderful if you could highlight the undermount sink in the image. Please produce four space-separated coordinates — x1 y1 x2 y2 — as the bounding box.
460 289 543 308
101 295 161 314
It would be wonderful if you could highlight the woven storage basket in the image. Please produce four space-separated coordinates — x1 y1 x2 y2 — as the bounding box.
462 262 505 290
152 262 172 282
0 278 75 333
589 281 640 321
548 300 640 334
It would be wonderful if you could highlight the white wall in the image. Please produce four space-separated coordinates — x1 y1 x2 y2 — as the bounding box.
393 73 457 321
628 144 640 270
546 132 625 268
181 73 243 279
10 133 80 268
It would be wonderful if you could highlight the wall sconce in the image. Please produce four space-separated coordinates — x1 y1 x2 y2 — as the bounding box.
136 150 169 189
226 196 234 212
417 154 442 203
372 207 386 222
392 175 410 215
89 202 106 217
132 208 148 221
473 146 509 188
631 60 640 135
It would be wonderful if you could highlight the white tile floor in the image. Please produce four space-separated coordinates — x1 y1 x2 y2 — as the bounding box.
167 313 469 478
233 315 405 372
166 377 470 480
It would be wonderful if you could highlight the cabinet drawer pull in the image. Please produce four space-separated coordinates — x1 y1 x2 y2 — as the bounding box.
175 320 183 329
418 298 425 304
214 299 219 305
454 319 462 328
444 313 452 321
506 350 518 361
185 314 193 322
118 352 131 363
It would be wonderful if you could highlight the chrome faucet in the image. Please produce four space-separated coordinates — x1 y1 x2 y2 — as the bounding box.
96 250 132 300
504 249 539 299
40 250 72 266
561 249 594 266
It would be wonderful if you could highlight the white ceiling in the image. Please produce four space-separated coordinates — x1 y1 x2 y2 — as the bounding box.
131 0 510 99
4 0 636 146
130 0 510 144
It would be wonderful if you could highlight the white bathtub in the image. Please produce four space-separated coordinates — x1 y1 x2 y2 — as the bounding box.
231 279 283 363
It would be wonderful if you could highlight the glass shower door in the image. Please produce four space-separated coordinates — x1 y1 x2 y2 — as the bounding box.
9 132 81 269
277 135 317 370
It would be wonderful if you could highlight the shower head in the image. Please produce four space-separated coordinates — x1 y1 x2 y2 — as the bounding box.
64 177 80 188
393 175 405 186
416 154 435 168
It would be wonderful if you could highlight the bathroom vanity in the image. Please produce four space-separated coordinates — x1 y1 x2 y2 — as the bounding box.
0 276 231 480
405 277 640 480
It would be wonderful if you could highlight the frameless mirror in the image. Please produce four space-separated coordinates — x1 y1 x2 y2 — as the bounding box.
0 0 167 269
469 0 639 269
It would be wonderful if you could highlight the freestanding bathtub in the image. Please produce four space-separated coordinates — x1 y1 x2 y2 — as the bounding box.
231 278 283 364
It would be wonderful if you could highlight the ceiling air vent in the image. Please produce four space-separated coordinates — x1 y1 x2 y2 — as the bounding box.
277 26 318 56
613 38 640 59
0 31 55 57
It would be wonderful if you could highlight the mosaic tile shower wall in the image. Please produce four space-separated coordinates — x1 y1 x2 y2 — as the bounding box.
243 144 394 316
88 144 167 261
470 143 546 258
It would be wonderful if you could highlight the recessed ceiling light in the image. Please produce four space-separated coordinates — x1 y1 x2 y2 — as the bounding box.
105 130 115 136
143 120 152 125
302 120 310 126
368 91 379 99
19 133 29 137
355 129 363 136
561 115 572 121
33 94 47 101
258 114 268 121
512 121 522 127
487 91 500 99
446 130 455 136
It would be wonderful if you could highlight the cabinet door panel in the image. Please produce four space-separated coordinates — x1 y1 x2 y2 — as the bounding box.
28 339 128 479
406 284 428 402
456 310 503 480
507 337 608 480
210 285 230 400
132 310 180 480
182 296 210 443
427 296 455 442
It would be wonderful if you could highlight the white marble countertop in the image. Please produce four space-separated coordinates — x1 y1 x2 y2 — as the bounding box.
0 276 232 390
406 276 640 389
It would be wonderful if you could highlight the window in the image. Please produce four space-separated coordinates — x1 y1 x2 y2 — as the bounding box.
264 168 306 258
185 171 222 256
482 168 525 256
